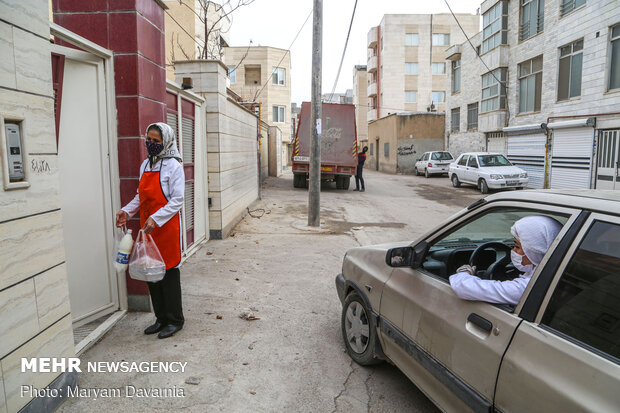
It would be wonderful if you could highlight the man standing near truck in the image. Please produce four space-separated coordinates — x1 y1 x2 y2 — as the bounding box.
354 146 368 192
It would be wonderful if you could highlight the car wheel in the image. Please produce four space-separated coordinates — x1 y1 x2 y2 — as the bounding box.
341 292 380 366
415 167 420 176
425 169 430 178
451 174 461 188
480 179 489 194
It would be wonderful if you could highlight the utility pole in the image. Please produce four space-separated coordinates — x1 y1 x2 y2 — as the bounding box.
308 0 322 227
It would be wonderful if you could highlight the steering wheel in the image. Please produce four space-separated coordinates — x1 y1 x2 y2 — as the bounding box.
469 242 512 280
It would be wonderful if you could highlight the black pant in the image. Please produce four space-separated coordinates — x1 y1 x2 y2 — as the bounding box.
355 165 365 190
147 267 184 327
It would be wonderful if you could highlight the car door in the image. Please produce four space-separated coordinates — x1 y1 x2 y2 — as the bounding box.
416 153 426 172
455 155 469 182
379 202 579 412
466 155 480 184
495 213 620 412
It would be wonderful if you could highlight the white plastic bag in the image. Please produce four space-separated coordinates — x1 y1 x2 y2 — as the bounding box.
128 229 166 282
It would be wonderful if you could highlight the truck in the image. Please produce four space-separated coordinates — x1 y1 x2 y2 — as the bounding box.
292 102 358 189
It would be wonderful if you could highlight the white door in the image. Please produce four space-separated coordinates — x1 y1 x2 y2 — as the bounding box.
55 46 118 326
550 127 594 189
506 133 546 189
596 130 620 190
486 132 506 153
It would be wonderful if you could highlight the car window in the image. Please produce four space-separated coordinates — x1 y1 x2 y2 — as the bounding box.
458 155 469 166
467 156 478 168
423 153 429 161
541 220 620 360
478 154 512 167
431 152 453 161
422 208 569 281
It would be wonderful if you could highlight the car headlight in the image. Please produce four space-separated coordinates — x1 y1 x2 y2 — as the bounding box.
520 172 528 178
490 174 503 179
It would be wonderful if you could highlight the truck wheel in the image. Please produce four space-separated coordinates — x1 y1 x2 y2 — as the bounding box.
335 176 343 189
341 292 381 366
342 176 350 190
303 175 309 189
293 174 303 188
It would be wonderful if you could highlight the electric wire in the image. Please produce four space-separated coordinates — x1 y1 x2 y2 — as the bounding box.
328 0 359 102
164 8 207 50
443 0 510 124
252 8 313 101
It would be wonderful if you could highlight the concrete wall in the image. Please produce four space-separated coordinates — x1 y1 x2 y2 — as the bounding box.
259 121 269 181
0 1 77 412
175 60 259 239
268 126 282 177
352 66 368 146
367 112 445 174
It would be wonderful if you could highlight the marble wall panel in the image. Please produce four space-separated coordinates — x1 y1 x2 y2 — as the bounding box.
0 22 16 89
0 365 6 413
12 28 53 97
34 264 71 330
0 0 50 39
0 280 38 359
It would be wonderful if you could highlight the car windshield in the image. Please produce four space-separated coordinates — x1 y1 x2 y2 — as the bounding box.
431 152 453 161
478 154 512 167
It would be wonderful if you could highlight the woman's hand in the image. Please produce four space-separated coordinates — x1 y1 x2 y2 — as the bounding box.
115 210 128 228
143 217 158 234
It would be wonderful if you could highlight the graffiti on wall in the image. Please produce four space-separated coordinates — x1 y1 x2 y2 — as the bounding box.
397 143 416 156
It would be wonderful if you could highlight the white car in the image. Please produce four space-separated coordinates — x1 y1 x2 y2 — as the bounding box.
414 151 454 178
449 152 529 193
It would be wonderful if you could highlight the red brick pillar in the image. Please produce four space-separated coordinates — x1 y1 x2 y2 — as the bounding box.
53 0 167 311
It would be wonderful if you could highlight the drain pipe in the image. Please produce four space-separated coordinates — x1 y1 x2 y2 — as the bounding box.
541 122 550 189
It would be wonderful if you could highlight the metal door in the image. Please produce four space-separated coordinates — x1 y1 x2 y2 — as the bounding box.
55 46 118 326
550 127 594 189
596 130 619 189
486 131 506 153
506 132 546 188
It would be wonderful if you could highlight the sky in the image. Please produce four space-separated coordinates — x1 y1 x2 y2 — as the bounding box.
227 0 482 105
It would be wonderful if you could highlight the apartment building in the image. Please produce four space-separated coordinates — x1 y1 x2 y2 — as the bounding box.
353 65 369 146
446 0 620 190
366 13 480 122
322 89 353 104
164 0 231 80
223 46 292 161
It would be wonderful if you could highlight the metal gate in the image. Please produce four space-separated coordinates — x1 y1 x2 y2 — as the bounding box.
506 132 546 189
596 130 620 190
550 127 594 189
486 132 506 153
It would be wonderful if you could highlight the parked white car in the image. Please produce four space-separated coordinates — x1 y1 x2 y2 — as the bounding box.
449 152 529 193
414 151 454 178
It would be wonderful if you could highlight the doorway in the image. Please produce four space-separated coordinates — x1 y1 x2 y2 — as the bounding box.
375 138 379 171
596 130 619 190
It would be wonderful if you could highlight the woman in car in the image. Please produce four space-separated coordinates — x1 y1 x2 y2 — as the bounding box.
449 215 563 306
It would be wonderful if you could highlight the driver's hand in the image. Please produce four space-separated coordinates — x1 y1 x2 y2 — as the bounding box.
456 264 477 275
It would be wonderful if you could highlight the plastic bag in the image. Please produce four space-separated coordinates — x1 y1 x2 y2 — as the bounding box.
128 229 166 282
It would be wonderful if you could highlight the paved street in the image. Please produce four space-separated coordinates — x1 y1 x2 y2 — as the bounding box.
59 169 482 413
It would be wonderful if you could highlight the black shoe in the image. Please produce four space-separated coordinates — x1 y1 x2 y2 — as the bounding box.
361 188 365 192
353 188 360 191
144 322 165 335
158 324 183 339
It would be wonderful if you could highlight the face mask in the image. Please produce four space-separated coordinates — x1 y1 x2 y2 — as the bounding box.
511 250 533 273
145 140 164 157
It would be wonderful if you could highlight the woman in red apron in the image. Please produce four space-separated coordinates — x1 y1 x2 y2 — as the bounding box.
116 122 185 339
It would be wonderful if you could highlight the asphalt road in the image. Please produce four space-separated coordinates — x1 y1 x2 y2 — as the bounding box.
59 169 483 413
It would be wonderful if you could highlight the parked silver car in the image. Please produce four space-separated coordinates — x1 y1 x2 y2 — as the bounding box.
449 152 529 193
414 151 454 178
335 190 620 412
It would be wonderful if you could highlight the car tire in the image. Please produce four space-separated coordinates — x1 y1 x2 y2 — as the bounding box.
425 169 430 178
451 174 461 188
415 167 421 176
480 179 489 194
341 292 381 366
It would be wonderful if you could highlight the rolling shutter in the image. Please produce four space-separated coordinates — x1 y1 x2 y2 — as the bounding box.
549 126 594 189
506 132 546 189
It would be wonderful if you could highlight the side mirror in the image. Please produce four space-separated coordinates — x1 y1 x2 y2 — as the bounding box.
386 246 416 267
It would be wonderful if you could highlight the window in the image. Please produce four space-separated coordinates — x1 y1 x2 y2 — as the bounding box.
467 155 478 168
521 0 545 41
245 65 261 86
558 39 583 101
482 1 508 54
560 0 586 16
432 33 450 46
519 55 543 113
452 59 461 93
481 68 507 112
405 62 418 74
541 220 620 359
432 152 453 161
384 142 389 157
609 24 620 90
458 155 469 166
451 108 460 132
369 143 374 155
405 91 417 103
432 91 445 103
405 33 419 46
272 67 285 86
423 153 430 161
478 154 512 166
273 105 285 123
432 63 446 74
227 66 236 84
467 103 479 130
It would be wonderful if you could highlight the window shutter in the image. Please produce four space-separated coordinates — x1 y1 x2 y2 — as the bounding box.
167 112 178 146
184 181 194 232
182 117 194 163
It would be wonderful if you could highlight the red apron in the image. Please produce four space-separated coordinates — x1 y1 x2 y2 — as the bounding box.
139 164 181 270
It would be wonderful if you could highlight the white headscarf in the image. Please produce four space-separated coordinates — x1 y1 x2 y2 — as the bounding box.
146 122 182 164
510 216 563 266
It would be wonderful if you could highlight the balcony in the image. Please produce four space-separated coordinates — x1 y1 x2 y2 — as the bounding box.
367 26 378 48
367 55 377 72
367 82 377 97
480 44 510 70
368 108 377 121
445 44 462 61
